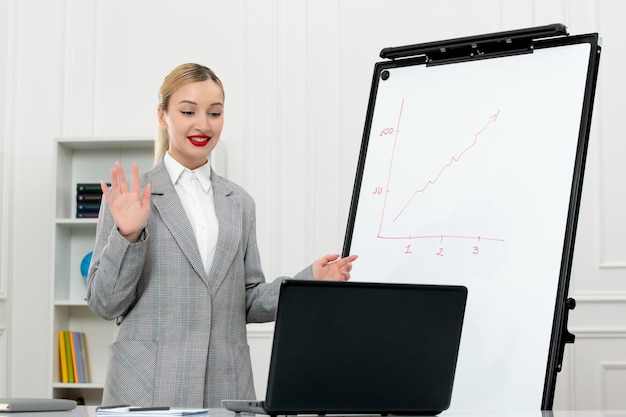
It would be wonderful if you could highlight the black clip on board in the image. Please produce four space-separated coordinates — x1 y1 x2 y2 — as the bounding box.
379 23 569 63
342 24 600 410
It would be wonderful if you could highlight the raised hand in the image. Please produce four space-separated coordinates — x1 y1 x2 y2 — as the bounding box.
101 161 152 243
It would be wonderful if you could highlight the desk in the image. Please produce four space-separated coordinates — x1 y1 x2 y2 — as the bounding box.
3 408 626 417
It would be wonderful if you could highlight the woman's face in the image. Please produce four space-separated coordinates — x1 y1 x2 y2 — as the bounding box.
158 79 224 170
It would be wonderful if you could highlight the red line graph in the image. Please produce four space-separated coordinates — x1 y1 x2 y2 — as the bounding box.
376 100 504 243
393 109 501 222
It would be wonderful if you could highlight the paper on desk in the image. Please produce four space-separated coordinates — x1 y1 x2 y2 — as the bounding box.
96 407 210 417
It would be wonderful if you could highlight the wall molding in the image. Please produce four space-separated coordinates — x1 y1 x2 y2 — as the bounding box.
246 323 274 339
570 329 626 338
599 262 626 269
0 121 7 300
570 292 626 303
0 0 17 301
0 326 6 396
600 362 626 410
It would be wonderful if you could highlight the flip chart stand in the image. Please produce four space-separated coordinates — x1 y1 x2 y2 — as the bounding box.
342 23 600 410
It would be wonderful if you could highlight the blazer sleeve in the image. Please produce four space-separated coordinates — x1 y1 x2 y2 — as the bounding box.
86 199 148 320
241 195 314 323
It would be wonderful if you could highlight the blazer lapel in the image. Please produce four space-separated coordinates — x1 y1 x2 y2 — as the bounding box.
148 161 208 285
208 171 241 298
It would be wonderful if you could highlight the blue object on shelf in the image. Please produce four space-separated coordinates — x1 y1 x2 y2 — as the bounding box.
81 251 93 284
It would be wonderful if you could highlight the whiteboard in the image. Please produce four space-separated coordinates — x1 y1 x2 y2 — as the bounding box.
342 33 600 411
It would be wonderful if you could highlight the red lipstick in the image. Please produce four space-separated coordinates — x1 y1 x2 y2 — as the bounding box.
188 135 210 147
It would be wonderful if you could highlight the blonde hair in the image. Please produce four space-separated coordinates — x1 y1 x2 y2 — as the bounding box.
154 63 225 165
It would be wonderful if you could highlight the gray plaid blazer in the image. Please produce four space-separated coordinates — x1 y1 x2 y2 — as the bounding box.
86 159 312 408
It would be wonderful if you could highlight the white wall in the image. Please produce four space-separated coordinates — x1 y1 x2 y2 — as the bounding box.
0 0 14 399
0 0 624 410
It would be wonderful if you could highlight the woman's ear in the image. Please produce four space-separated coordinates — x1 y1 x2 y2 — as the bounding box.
157 107 168 129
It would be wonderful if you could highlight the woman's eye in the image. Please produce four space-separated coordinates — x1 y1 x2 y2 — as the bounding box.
181 111 194 116
208 112 222 118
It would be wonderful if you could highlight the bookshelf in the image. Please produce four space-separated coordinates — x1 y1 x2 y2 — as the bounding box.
51 137 154 405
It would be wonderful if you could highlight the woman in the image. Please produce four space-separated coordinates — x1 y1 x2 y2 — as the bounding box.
87 63 357 408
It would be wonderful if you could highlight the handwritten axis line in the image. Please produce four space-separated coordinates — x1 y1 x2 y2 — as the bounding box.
376 234 505 242
377 98 406 236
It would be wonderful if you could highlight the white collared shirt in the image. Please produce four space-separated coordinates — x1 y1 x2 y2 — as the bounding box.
164 152 219 276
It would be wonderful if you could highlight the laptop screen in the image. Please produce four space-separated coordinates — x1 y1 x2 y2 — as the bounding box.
264 280 467 415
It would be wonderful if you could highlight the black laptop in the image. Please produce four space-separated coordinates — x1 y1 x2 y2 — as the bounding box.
222 279 467 416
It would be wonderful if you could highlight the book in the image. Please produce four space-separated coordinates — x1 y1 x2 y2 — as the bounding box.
75 183 108 219
79 331 91 383
77 193 103 202
0 398 77 412
57 331 90 384
73 332 86 383
75 331 88 383
76 183 107 194
76 202 102 213
69 332 79 383
63 332 74 383
76 212 99 219
58 331 68 383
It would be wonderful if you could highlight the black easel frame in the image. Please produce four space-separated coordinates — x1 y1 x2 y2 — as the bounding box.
342 24 601 410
